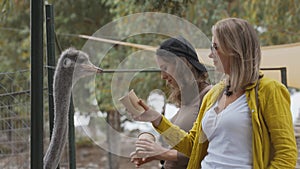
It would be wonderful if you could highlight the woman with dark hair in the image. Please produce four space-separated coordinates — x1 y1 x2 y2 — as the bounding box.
131 36 211 169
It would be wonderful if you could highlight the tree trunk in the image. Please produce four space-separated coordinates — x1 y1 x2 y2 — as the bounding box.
106 110 121 169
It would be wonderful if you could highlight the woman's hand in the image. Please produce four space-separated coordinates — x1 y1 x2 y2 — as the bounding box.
130 139 180 167
128 99 162 125
130 151 156 167
135 139 169 159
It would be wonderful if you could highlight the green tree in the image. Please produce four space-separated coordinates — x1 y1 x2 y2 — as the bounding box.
0 0 30 72
243 0 300 45
102 0 300 46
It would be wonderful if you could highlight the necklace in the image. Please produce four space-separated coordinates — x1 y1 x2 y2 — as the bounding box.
224 84 233 96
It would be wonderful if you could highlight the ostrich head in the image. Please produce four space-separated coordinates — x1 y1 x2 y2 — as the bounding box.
55 48 102 85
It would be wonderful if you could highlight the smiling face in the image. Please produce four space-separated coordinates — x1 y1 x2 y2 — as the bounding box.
155 56 179 89
208 36 230 75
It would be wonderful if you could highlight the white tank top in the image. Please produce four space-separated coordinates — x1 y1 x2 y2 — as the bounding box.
201 94 252 169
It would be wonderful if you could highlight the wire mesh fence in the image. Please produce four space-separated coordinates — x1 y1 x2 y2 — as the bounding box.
0 70 31 168
0 68 72 169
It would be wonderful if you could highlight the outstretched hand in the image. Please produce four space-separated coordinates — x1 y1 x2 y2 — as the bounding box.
135 138 169 158
130 139 169 168
130 151 156 168
129 99 162 123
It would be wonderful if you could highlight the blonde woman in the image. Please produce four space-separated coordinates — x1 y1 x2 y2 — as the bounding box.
128 18 297 169
131 37 211 169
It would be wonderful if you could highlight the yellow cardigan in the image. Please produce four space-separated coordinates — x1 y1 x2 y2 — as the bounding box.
155 76 297 169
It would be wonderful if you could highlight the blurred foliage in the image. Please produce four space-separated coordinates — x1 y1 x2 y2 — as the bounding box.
0 0 30 72
243 0 300 45
0 0 13 22
46 0 113 51
76 136 94 148
102 0 300 46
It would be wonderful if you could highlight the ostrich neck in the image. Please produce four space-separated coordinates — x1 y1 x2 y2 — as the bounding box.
44 70 73 169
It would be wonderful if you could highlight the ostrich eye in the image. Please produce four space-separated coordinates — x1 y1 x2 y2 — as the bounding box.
63 58 72 68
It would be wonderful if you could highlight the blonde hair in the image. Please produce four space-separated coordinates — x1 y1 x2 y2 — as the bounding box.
159 55 209 106
212 18 261 92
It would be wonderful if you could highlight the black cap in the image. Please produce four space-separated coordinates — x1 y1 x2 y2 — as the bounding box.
156 36 207 72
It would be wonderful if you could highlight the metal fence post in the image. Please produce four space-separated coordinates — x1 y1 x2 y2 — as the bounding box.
68 96 76 169
46 4 56 141
46 4 62 169
261 67 288 87
31 0 44 168
280 67 287 87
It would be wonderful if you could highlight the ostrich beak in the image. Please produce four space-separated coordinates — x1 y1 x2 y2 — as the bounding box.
96 67 103 73
79 63 103 74
91 65 103 73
